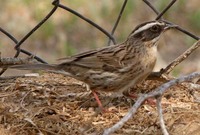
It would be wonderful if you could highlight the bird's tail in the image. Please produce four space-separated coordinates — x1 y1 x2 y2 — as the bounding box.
6 64 58 71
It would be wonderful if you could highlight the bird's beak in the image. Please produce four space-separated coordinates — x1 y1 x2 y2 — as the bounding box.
164 23 177 31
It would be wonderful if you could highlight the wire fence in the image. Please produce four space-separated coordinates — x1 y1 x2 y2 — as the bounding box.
0 0 200 134
0 0 199 77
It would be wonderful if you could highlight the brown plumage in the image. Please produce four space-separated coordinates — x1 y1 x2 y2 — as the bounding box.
5 20 173 110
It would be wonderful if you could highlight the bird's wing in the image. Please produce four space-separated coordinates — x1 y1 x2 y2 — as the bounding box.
58 44 126 70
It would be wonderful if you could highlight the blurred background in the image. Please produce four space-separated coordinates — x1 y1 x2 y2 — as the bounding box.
0 0 200 76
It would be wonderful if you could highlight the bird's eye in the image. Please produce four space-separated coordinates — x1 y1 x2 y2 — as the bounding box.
150 25 160 32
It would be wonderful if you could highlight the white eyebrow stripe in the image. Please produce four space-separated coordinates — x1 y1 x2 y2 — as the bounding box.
133 22 163 35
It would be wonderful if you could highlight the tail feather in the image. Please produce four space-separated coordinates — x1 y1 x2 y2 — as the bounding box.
9 64 57 70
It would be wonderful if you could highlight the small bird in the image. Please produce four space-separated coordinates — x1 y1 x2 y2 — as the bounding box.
4 20 174 110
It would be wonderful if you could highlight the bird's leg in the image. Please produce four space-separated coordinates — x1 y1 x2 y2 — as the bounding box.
85 84 106 112
145 98 157 105
126 92 138 99
123 90 137 99
85 84 112 112
127 92 170 106
92 91 118 113
92 90 104 110
124 90 157 105
85 84 104 109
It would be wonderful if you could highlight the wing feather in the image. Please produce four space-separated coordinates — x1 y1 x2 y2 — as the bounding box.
58 44 125 70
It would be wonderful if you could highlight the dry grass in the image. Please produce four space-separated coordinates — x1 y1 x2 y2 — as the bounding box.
0 73 200 135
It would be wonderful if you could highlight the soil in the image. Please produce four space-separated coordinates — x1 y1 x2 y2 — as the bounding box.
0 73 200 135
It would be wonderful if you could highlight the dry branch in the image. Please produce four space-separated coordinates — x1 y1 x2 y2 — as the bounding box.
0 57 35 67
1 1 200 135
156 96 168 135
103 72 200 135
147 40 200 81
143 0 199 80
161 40 200 74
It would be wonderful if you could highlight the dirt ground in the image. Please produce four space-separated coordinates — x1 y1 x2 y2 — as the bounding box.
0 72 200 135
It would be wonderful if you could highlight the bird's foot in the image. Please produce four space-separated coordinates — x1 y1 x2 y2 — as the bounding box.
127 92 154 105
92 91 117 113
124 91 170 106
123 91 138 99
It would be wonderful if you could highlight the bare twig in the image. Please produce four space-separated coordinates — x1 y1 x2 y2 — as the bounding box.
103 94 146 135
0 27 47 64
0 57 35 67
157 96 169 135
103 72 200 135
142 0 200 79
107 0 128 46
161 40 200 74
0 56 35 77
147 71 174 81
0 27 47 76
0 1 59 76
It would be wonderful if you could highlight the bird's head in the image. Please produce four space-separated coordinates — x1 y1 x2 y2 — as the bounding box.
127 21 175 47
